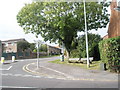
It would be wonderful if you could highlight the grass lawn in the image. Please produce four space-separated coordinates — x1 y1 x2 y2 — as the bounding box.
49 59 101 70
40 55 59 58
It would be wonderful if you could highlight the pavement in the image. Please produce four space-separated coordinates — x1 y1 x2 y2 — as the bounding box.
23 60 119 82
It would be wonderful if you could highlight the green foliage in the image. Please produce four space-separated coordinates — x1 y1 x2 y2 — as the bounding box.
39 44 47 52
33 49 37 53
76 33 102 59
99 36 120 73
70 49 80 58
17 41 30 51
29 43 36 51
17 2 109 57
33 44 47 52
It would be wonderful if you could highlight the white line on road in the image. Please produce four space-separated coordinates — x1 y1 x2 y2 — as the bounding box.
0 86 37 88
7 66 12 70
0 66 12 71
1 73 42 78
40 66 74 79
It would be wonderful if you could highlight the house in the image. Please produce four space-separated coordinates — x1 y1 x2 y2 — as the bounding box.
47 45 61 55
108 0 120 38
2 38 26 53
1 38 33 59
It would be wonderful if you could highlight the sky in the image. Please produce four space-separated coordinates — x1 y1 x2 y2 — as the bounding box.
0 0 111 45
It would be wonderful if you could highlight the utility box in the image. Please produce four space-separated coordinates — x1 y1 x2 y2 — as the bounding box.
100 62 106 71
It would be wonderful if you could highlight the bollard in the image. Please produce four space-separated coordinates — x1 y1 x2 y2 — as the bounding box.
60 54 64 62
1 57 5 64
12 56 15 62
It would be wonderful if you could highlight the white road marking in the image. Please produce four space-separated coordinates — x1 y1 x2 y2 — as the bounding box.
23 75 33 77
0 86 37 88
32 76 41 78
6 66 12 70
40 66 74 79
0 66 12 71
1 73 42 78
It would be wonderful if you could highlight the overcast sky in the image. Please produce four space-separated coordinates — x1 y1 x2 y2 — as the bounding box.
0 0 111 45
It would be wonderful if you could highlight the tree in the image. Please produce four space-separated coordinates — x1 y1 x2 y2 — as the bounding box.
29 43 36 51
33 44 47 52
17 2 109 58
77 33 102 60
39 44 47 52
17 41 30 51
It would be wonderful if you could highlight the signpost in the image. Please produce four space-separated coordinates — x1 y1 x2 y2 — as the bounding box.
34 40 42 69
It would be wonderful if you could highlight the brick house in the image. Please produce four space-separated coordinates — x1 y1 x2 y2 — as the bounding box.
2 38 26 53
47 45 61 55
108 0 120 38
1 38 33 59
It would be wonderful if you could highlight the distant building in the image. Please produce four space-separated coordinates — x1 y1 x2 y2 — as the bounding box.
108 0 120 38
47 45 61 55
2 38 26 53
1 38 34 59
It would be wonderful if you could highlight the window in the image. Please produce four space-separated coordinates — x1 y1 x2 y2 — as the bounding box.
5 43 8 46
12 42 14 46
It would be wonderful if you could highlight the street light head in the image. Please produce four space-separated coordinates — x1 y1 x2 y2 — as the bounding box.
114 6 120 12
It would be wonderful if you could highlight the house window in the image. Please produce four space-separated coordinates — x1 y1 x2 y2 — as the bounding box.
5 43 8 46
12 42 14 46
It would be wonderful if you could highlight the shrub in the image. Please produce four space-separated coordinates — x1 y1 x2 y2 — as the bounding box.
99 36 120 73
76 33 102 59
70 49 80 58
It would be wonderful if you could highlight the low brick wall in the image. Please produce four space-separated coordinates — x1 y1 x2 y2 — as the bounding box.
2 52 47 60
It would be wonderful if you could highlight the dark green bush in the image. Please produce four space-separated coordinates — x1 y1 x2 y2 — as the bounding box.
76 33 102 59
99 36 120 73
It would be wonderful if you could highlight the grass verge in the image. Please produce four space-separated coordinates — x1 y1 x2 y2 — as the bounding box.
49 59 101 70
40 55 59 58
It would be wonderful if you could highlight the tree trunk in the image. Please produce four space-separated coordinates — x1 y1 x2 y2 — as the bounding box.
66 50 70 60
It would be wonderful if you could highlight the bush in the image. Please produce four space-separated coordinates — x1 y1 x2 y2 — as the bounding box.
70 49 80 58
76 33 101 59
99 36 120 73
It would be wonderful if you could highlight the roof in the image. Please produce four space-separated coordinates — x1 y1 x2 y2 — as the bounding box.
2 38 26 43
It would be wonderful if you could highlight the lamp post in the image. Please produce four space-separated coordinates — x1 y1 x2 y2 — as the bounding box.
84 0 90 68
114 6 120 11
114 0 120 11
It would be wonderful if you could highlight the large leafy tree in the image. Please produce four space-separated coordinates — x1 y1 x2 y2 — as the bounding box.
17 2 109 58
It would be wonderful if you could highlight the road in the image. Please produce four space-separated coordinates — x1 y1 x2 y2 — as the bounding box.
0 57 119 89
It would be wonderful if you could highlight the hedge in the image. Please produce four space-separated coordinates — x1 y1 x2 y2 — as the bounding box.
99 36 120 73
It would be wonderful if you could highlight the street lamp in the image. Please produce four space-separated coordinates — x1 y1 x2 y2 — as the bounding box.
84 0 90 68
34 40 42 69
114 0 120 11
114 6 120 11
